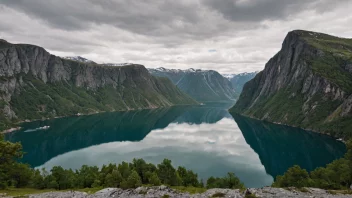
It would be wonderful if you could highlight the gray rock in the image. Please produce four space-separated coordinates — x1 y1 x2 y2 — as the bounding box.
28 191 88 198
247 187 352 198
28 186 352 198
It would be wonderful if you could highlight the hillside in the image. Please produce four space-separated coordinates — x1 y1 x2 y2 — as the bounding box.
148 68 236 102
230 30 352 139
0 40 197 131
223 72 258 99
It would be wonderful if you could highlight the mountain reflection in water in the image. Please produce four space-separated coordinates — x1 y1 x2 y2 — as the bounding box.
6 102 345 187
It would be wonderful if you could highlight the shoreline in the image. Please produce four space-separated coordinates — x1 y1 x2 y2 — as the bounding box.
230 112 347 144
0 103 199 134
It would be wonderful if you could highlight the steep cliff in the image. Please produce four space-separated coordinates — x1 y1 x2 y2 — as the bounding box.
230 30 352 139
0 40 197 130
148 68 236 102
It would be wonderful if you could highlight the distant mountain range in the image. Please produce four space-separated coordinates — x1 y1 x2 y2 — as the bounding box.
0 40 197 131
148 67 237 102
223 72 258 99
148 67 257 102
60 57 257 102
231 30 352 139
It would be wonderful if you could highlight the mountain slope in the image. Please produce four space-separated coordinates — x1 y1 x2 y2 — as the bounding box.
149 68 236 102
0 40 197 131
230 30 352 139
223 72 258 99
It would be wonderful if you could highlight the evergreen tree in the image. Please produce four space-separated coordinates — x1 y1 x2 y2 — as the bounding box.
32 169 44 189
121 170 142 189
104 170 123 187
0 134 24 189
272 165 310 188
118 162 131 180
91 179 101 188
149 172 161 186
157 159 177 186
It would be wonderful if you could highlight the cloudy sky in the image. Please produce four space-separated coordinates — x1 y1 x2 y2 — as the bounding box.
0 0 351 74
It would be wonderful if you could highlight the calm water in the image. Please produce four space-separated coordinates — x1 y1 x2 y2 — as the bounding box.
6 102 346 187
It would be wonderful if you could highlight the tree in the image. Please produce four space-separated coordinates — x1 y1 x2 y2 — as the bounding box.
51 166 74 190
224 172 244 189
206 176 217 189
91 179 101 188
9 163 33 188
118 162 131 180
130 158 147 182
206 173 244 189
104 170 123 187
120 170 142 189
148 172 161 186
0 134 24 189
76 165 99 188
99 163 117 184
272 165 310 188
32 169 44 189
157 159 177 186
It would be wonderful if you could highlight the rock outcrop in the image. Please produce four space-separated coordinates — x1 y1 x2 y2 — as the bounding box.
24 186 352 198
148 68 236 102
230 30 352 139
0 40 197 130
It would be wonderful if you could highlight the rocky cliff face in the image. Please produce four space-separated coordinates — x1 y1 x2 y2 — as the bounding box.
148 68 236 102
0 40 197 130
231 30 352 139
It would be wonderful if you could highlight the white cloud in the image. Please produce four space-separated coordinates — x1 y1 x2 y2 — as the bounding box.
0 0 351 74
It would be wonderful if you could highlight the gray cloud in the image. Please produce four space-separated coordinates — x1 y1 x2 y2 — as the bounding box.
0 0 351 74
201 0 341 22
1 0 205 37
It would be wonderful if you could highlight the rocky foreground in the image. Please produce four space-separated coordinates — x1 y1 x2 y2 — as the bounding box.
23 186 352 198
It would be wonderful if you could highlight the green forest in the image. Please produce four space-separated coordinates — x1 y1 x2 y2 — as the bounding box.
0 134 243 191
1 134 351 193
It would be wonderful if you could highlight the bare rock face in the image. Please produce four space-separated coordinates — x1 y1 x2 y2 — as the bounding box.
231 30 352 139
0 40 197 128
27 186 352 198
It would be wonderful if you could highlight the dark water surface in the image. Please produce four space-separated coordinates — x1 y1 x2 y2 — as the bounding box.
6 102 346 187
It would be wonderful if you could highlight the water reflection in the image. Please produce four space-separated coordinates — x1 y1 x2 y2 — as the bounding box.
5 103 345 187
232 113 346 178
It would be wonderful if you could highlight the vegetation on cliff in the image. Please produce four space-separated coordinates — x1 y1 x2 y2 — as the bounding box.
231 30 352 139
0 40 198 132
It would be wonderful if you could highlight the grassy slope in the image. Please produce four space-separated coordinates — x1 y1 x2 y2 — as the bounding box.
0 74 197 131
231 31 352 139
301 31 352 94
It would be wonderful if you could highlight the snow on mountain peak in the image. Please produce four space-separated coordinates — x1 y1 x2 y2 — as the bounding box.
63 56 93 63
103 63 133 66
